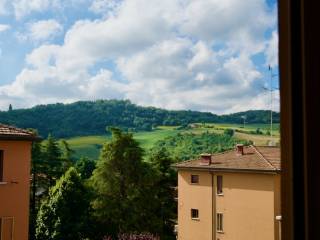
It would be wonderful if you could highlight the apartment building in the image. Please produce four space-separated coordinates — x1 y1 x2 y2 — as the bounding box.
174 144 281 240
0 124 38 240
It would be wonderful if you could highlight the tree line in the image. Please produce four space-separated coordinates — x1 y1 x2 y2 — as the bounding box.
0 100 280 138
150 130 251 161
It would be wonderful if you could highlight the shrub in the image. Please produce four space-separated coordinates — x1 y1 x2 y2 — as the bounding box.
224 128 235 137
255 128 263 135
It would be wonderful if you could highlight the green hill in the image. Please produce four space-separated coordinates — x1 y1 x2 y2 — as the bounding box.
0 99 279 138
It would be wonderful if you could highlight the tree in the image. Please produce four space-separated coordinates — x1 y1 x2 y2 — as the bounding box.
149 148 177 240
75 157 96 180
8 104 12 111
223 128 235 137
29 131 43 240
43 134 63 186
255 128 263 135
35 167 91 240
60 140 74 171
90 128 151 235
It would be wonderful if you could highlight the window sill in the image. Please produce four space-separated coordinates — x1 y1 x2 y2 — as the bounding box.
0 181 8 185
190 182 199 185
217 231 224 234
217 193 224 196
191 218 200 221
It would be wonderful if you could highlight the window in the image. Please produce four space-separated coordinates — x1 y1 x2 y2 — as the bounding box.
217 213 224 232
217 175 223 195
191 209 199 219
191 174 199 184
0 150 3 182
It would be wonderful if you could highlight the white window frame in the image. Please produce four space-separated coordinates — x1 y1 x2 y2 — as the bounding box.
191 209 199 220
217 213 224 232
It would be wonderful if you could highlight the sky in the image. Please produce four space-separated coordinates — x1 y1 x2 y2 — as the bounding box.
0 0 279 114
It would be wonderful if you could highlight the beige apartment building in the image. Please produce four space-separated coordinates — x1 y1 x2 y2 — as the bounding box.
0 124 38 240
174 144 281 240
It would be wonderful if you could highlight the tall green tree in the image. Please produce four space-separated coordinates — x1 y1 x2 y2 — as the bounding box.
149 148 177 240
90 128 151 235
29 130 43 240
60 139 74 171
43 134 63 185
35 167 90 240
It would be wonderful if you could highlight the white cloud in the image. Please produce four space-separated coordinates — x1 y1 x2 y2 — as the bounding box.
12 0 52 19
116 38 264 113
0 0 279 113
228 89 280 113
89 0 122 15
80 69 127 99
180 0 275 54
26 19 63 41
0 24 10 32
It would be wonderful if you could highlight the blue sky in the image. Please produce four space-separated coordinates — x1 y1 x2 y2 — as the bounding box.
0 0 279 114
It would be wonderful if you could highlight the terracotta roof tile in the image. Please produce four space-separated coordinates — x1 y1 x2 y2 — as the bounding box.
0 123 38 140
173 145 281 173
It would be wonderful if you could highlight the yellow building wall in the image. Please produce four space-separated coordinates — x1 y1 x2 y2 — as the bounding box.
178 170 280 240
0 140 32 240
178 170 213 240
274 174 281 240
215 172 276 240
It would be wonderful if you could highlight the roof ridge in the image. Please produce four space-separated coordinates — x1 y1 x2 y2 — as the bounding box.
211 148 235 157
173 158 197 166
175 146 250 164
252 145 277 170
0 123 35 136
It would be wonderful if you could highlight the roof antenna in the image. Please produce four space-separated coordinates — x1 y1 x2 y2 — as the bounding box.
263 65 278 139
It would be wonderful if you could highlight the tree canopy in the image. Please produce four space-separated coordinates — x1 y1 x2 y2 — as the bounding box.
151 131 251 161
90 128 148 234
36 167 91 240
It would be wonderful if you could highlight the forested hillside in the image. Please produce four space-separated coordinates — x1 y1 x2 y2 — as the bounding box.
150 132 250 161
0 100 280 138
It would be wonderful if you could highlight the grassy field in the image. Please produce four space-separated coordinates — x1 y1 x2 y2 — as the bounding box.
65 126 180 160
133 126 179 149
65 135 109 160
65 124 280 160
202 123 280 136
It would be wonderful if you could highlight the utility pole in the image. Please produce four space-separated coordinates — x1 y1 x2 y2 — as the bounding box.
241 115 246 129
268 65 277 138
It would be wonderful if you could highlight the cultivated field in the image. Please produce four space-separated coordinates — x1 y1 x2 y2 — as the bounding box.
65 124 280 160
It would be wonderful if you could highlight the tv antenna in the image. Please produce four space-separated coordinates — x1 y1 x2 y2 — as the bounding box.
241 115 246 129
263 65 278 138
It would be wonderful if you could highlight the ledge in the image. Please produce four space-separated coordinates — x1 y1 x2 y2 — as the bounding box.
0 182 8 185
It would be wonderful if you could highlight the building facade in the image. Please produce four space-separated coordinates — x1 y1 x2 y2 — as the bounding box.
0 124 38 240
174 145 281 240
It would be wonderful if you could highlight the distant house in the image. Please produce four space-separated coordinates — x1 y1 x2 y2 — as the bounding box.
173 144 281 240
0 124 38 240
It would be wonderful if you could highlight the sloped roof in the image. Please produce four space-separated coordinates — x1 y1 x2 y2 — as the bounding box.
0 124 39 141
173 145 281 173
